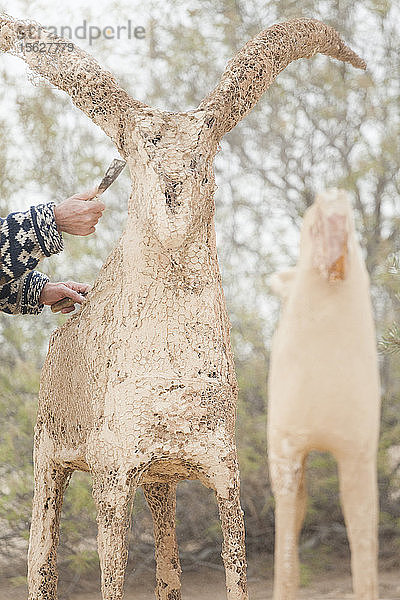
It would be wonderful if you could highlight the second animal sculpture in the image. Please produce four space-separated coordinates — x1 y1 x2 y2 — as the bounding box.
268 189 381 600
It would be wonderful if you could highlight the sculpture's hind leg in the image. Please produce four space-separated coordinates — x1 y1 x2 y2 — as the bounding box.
269 453 307 600
337 454 378 600
92 468 137 600
27 446 71 600
143 482 182 600
215 468 248 600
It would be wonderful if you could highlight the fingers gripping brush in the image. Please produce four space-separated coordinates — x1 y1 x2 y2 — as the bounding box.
51 159 126 313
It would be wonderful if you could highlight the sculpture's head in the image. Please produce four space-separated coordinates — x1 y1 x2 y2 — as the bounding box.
121 19 366 252
300 189 355 281
126 109 217 251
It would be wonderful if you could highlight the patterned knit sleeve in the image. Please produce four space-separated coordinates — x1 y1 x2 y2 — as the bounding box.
0 270 49 315
0 202 63 287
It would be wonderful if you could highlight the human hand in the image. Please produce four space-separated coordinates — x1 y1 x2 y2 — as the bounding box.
53 188 105 236
39 281 91 314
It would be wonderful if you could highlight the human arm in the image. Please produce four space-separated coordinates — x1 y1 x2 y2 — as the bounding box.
0 203 63 287
0 274 89 315
0 188 102 315
0 270 49 314
0 189 103 284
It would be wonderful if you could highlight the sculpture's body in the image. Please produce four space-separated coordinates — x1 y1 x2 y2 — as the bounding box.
33 111 246 600
0 14 366 600
268 190 381 600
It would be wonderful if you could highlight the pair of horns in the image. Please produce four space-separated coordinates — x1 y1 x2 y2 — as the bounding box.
0 14 365 149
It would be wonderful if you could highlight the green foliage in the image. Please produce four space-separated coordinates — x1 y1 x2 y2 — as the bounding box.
381 324 400 355
0 357 37 562
65 550 99 576
379 255 400 355
299 562 312 587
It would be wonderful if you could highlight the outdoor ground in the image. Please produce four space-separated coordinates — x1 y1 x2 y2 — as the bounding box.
1 565 399 599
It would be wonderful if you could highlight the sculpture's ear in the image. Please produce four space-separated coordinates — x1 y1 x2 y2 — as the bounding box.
269 268 297 300
198 19 365 143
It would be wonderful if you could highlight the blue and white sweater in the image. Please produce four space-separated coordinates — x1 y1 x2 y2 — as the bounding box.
0 203 63 315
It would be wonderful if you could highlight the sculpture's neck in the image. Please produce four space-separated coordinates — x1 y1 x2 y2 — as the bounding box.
118 206 219 288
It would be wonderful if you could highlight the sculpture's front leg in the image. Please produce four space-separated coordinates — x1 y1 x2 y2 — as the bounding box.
92 468 137 600
338 454 379 600
213 460 248 600
269 454 308 600
143 482 182 600
28 435 72 600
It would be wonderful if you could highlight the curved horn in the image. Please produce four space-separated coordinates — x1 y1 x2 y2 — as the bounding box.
198 19 366 141
0 13 148 154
